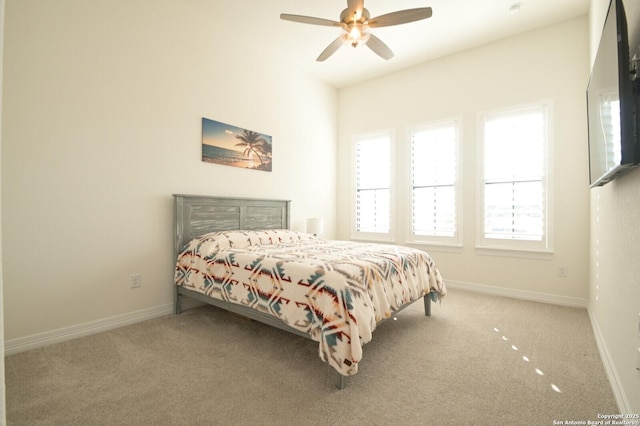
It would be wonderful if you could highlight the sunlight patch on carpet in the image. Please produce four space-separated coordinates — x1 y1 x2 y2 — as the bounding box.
492 326 562 395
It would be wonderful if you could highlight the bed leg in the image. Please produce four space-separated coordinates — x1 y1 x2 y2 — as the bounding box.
336 373 346 390
175 292 183 315
423 294 432 317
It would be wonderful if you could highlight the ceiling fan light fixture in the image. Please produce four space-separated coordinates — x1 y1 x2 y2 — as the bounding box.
346 23 370 47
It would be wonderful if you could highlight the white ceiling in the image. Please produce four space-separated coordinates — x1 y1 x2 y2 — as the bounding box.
187 0 590 88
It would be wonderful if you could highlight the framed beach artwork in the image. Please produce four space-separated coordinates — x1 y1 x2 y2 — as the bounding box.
202 117 272 172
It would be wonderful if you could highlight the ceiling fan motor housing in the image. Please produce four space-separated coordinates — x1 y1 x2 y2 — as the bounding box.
340 7 370 24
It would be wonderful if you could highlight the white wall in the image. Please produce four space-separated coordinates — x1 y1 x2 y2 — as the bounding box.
337 17 591 304
0 0 6 421
1 0 337 342
588 0 640 414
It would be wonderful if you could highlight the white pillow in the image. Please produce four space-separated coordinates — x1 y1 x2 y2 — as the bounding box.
186 229 315 252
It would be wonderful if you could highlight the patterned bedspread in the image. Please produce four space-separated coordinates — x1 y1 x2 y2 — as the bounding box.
174 230 446 376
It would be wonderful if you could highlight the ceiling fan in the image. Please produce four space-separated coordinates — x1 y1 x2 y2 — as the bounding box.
280 0 433 62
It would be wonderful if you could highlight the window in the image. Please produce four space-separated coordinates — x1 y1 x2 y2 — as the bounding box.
352 131 394 241
600 94 621 171
408 120 461 246
477 103 552 253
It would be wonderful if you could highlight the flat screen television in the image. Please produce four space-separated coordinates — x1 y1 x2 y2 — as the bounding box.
587 0 640 187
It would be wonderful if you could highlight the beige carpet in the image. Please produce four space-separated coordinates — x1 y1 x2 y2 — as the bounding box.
5 289 617 425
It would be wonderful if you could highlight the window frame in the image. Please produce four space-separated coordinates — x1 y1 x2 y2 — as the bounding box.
405 118 463 248
475 101 554 255
350 129 396 242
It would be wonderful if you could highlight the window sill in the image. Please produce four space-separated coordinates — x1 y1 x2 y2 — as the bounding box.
475 245 554 260
350 232 395 244
406 241 463 254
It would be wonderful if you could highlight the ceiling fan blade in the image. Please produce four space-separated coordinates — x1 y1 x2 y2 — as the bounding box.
316 37 345 62
366 34 394 60
346 0 365 18
368 7 433 28
280 14 343 27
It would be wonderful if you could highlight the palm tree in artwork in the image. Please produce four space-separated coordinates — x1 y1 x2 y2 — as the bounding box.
234 130 269 165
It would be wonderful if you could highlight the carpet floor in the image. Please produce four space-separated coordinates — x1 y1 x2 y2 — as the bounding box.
5 289 618 425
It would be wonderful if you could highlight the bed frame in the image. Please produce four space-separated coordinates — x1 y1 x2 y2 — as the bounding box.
172 194 432 389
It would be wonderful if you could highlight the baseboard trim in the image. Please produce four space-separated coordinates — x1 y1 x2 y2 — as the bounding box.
4 304 174 356
587 306 631 413
445 280 588 308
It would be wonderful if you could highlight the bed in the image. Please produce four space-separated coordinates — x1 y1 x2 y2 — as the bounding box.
173 194 446 389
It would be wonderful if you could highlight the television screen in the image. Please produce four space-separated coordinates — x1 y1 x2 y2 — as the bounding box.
587 0 639 187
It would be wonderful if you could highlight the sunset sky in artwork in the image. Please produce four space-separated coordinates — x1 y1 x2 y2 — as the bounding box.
202 118 271 151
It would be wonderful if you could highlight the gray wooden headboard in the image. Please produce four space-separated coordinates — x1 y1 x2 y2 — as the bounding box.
173 194 291 256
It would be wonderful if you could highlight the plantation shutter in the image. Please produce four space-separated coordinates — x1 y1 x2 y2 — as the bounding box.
483 107 546 241
601 95 621 170
356 136 391 233
411 124 457 237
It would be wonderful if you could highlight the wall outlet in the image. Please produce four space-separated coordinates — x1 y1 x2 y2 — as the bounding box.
557 266 568 278
130 274 142 289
